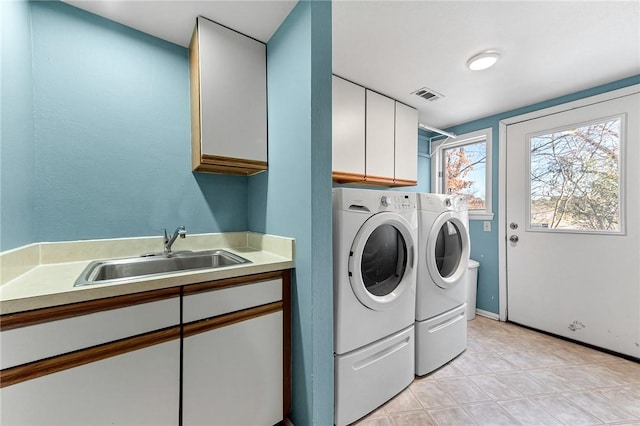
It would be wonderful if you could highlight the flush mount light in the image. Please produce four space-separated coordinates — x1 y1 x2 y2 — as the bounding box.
467 50 501 71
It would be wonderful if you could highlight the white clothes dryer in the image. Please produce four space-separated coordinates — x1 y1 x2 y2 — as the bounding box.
333 188 417 426
415 193 470 376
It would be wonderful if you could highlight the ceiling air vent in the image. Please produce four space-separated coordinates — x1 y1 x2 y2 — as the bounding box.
411 87 444 102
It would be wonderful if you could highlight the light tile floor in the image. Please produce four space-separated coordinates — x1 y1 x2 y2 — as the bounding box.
353 315 640 426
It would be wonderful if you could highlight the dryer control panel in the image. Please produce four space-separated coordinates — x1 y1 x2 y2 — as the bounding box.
381 194 416 211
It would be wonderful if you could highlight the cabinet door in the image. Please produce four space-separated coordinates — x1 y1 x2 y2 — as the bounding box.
365 90 395 182
194 17 267 169
183 311 283 426
332 76 365 179
394 102 418 184
0 339 180 426
1 296 179 369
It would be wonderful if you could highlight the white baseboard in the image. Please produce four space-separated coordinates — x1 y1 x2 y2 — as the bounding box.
476 309 500 321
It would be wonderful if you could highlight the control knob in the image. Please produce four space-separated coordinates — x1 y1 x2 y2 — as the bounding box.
381 195 391 207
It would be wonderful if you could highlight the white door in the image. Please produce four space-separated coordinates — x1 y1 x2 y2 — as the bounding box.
505 91 639 358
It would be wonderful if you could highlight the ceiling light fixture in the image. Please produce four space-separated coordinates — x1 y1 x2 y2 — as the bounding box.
467 50 501 71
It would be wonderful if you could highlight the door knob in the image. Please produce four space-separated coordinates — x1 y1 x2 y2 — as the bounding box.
509 235 519 243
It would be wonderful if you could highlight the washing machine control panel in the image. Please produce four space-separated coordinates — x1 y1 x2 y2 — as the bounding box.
380 194 415 210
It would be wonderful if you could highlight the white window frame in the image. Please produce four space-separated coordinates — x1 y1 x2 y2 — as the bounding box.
431 127 494 220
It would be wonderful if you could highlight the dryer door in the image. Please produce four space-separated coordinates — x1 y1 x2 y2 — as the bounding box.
349 212 416 311
426 212 470 289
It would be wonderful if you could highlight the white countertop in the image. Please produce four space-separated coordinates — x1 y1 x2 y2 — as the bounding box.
0 232 295 315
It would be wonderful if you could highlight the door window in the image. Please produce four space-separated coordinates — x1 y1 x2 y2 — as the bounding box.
361 224 407 296
434 221 463 278
528 116 624 233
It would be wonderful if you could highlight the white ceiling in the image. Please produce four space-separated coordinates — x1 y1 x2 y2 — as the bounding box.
64 0 298 44
64 0 640 129
333 1 640 129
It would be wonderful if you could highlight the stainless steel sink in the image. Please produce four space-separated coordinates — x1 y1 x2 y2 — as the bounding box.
74 250 251 287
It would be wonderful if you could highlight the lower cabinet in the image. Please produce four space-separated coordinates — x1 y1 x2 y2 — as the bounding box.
0 270 291 426
0 338 181 426
182 272 288 425
183 311 283 425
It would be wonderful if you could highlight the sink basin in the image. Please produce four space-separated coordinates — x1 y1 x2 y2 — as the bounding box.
74 250 251 287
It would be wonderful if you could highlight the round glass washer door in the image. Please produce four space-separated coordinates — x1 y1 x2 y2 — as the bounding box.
348 212 416 311
425 211 470 289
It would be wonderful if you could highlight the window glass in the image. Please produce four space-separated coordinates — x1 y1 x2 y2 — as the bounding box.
529 117 622 233
443 141 487 210
432 127 493 219
434 221 462 278
361 224 407 296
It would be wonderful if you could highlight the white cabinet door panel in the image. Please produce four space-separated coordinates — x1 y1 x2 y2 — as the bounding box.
183 279 282 323
394 102 418 182
332 76 365 176
198 17 267 162
366 91 395 179
0 297 179 369
0 340 180 426
183 312 283 426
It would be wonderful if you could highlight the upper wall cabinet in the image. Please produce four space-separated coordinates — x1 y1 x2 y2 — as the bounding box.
332 75 418 187
394 102 419 185
365 90 396 184
332 76 366 181
190 17 267 175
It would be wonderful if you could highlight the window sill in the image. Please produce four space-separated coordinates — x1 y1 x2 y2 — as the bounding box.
469 211 495 221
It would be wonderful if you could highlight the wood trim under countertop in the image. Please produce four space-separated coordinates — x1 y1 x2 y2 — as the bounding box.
0 326 181 388
182 270 284 296
0 287 181 332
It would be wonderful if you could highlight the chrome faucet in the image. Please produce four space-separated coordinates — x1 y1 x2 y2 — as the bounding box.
164 226 186 254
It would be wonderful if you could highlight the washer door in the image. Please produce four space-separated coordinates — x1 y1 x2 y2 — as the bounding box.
349 212 415 311
426 212 470 289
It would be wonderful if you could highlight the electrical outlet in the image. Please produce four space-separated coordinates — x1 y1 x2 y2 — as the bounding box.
483 221 491 232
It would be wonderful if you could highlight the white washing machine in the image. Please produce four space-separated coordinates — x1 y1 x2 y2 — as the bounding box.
333 188 417 426
415 193 470 376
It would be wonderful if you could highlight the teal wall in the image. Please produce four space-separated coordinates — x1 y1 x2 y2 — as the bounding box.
0 1 248 251
417 131 431 193
1 0 36 250
443 74 640 315
248 2 333 424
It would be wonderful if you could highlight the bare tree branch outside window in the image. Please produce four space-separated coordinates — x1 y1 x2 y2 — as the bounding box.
529 118 621 232
444 141 487 210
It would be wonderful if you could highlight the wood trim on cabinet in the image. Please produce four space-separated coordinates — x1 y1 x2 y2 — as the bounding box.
332 171 366 184
364 175 396 185
0 287 181 332
333 172 416 187
0 326 181 388
182 302 282 338
182 270 285 296
194 162 266 176
189 24 202 172
195 154 268 175
392 178 418 187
